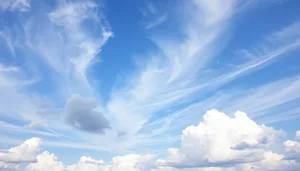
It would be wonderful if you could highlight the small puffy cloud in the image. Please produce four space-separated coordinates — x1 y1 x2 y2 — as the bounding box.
0 138 154 171
25 151 65 171
26 153 111 171
0 138 41 163
160 109 283 168
110 154 155 171
66 94 110 133
66 154 155 171
66 156 107 171
284 140 300 154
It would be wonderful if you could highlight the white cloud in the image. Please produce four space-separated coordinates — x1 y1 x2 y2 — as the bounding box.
26 152 155 171
241 151 300 171
159 109 283 168
144 14 167 29
48 1 97 26
0 161 20 170
107 1 300 147
46 0 112 77
284 140 300 160
141 0 168 29
0 138 41 163
66 154 155 171
0 64 38 119
107 0 236 137
25 151 65 171
66 156 107 171
145 64 300 141
109 154 155 171
0 0 31 12
191 0 234 26
21 0 112 98
0 0 113 151
1 113 300 171
151 114 300 171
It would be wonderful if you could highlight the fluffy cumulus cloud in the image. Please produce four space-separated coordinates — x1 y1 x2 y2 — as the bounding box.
109 154 155 171
1 110 300 171
0 138 41 163
65 94 110 133
66 156 107 171
66 154 155 171
284 140 300 161
159 109 283 168
25 151 65 171
25 152 154 171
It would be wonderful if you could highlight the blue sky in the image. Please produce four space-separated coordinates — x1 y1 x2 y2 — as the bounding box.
1 0 300 170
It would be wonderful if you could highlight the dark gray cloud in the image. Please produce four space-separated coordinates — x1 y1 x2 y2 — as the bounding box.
65 94 110 133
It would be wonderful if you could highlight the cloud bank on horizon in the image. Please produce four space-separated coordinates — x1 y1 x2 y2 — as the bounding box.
1 110 300 170
1 0 300 170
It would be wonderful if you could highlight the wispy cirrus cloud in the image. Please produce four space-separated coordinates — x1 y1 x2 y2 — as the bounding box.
138 19 300 144
0 0 113 152
22 0 112 97
0 0 31 12
107 0 236 136
140 0 168 29
0 137 41 163
106 0 300 148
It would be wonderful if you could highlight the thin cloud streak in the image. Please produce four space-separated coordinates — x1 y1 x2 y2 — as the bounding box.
136 20 300 142
107 2 300 146
107 0 236 136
